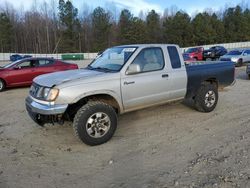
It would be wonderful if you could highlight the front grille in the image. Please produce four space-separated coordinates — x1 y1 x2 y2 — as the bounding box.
29 83 42 98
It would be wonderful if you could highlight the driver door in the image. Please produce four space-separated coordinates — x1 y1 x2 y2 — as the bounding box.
7 60 36 86
121 47 172 111
244 50 250 62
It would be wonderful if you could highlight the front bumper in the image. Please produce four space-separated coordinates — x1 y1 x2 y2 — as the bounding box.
25 96 68 125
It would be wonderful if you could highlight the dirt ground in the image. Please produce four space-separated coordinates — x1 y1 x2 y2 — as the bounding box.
0 66 250 188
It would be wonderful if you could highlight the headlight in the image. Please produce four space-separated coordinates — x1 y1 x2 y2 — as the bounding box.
30 84 59 101
46 88 59 101
231 57 238 62
42 87 50 98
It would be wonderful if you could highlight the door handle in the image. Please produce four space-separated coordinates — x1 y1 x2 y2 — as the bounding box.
124 81 135 85
162 74 169 78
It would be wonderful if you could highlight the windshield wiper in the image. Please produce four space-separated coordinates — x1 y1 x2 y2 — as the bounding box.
86 64 93 69
87 65 115 72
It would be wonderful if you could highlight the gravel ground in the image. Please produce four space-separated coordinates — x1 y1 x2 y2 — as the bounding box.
0 66 250 188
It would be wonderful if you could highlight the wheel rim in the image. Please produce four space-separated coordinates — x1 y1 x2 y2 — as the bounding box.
0 81 3 90
85 112 111 138
205 90 216 108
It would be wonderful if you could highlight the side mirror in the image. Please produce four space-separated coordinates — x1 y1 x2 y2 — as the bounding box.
126 64 141 75
13 66 21 70
243 53 247 56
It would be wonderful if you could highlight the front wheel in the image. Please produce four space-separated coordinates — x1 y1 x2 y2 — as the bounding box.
248 74 250 79
73 101 117 146
194 83 218 112
0 79 6 92
236 59 243 67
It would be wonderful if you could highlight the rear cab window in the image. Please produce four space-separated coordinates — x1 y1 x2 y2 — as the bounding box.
167 46 182 69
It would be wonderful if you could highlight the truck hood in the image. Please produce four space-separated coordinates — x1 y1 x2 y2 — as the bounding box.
34 69 106 87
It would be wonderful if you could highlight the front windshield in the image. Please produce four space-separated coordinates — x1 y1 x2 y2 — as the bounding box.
186 48 197 53
226 50 242 55
2 60 21 68
89 47 137 71
209 47 216 50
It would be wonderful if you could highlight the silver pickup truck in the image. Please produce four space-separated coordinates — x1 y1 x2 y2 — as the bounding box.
26 44 235 145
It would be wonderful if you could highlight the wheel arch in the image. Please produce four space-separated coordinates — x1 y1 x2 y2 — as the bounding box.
0 78 7 88
202 78 218 88
65 93 122 121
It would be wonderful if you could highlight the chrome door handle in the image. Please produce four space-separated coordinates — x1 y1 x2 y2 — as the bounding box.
124 81 135 85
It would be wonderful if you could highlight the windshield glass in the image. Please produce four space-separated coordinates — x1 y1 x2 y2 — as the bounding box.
209 47 216 50
89 47 137 71
186 48 198 53
226 50 242 55
2 60 21 68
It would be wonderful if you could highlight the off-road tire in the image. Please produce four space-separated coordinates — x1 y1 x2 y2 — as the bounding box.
194 83 218 112
73 101 117 146
0 79 6 92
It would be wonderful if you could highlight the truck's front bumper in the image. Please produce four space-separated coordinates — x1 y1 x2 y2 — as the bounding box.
25 96 68 126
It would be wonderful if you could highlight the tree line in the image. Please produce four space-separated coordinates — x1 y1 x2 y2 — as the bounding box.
0 0 250 53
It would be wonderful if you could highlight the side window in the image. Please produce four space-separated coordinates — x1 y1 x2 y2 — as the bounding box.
167 46 181 69
18 61 32 68
38 60 54 67
245 50 250 55
131 48 164 73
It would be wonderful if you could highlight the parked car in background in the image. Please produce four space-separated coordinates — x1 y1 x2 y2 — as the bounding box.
220 49 250 67
203 46 227 61
10 54 32 62
183 47 204 61
0 58 78 91
183 54 196 63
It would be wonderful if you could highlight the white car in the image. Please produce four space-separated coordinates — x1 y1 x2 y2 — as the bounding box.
220 49 250 66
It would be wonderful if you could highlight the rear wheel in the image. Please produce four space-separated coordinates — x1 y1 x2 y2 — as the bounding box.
73 101 117 146
195 83 218 112
0 79 6 92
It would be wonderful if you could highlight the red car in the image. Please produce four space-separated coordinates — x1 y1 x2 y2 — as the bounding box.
0 58 78 91
183 47 204 61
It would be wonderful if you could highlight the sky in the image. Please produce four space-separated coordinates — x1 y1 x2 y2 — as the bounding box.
1 0 249 16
